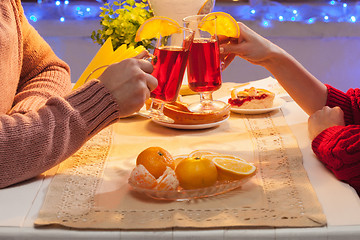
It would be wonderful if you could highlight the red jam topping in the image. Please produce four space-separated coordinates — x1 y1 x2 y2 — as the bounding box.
228 94 267 107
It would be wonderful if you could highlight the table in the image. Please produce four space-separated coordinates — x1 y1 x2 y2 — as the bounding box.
1 78 360 239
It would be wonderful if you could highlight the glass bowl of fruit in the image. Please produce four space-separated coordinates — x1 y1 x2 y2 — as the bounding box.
128 148 256 201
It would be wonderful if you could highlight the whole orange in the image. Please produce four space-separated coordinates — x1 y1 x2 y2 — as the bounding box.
136 147 175 179
175 157 218 190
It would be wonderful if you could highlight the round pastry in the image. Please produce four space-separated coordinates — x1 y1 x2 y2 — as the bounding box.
162 101 230 125
229 87 275 109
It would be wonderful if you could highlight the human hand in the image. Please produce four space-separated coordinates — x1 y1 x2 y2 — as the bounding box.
308 106 345 140
98 51 158 117
219 22 282 70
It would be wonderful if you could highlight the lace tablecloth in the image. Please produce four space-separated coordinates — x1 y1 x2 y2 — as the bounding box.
35 80 326 229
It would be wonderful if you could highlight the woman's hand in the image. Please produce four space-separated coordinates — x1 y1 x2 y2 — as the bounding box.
219 22 281 70
98 51 158 117
308 106 345 140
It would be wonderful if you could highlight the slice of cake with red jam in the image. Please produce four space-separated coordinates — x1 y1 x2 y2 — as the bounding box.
228 87 275 109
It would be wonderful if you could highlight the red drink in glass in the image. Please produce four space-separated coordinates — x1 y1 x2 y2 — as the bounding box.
151 46 189 102
187 38 222 93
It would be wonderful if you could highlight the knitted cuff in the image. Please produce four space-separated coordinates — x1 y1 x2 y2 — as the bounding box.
325 84 354 124
66 79 120 137
311 125 345 169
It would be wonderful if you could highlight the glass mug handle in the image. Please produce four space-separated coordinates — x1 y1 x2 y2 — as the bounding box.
84 65 110 84
84 52 154 83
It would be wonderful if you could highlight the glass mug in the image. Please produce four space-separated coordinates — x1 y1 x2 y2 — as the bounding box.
146 27 195 123
183 14 228 113
84 28 194 123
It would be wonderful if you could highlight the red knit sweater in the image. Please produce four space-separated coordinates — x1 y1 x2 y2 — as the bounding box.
0 1 121 188
312 84 360 193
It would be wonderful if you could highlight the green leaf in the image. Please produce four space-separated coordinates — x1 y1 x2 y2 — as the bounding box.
91 0 154 51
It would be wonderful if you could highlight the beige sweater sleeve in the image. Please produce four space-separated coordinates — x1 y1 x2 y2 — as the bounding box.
10 0 72 114
0 80 120 188
0 1 121 188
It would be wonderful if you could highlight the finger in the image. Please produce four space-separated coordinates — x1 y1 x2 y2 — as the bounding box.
221 54 235 70
134 50 150 59
138 59 154 74
146 75 158 92
144 88 151 101
333 106 344 114
322 106 331 111
220 43 243 55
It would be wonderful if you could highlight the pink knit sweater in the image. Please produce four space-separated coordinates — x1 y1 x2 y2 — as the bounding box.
312 85 360 194
0 0 121 188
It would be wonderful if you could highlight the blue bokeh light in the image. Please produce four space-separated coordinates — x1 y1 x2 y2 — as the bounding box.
22 0 360 25
29 15 37 22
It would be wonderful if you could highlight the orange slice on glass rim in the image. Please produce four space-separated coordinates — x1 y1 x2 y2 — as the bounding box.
212 157 256 181
135 16 181 42
199 12 240 38
198 0 215 15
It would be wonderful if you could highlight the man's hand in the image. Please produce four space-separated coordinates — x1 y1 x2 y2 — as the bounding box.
98 51 158 117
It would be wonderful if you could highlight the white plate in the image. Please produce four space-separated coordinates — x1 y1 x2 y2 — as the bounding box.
220 97 285 114
152 116 229 129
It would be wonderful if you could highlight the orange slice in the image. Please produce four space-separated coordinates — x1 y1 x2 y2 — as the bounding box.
198 0 215 15
188 150 247 163
202 154 248 163
135 16 181 42
188 150 220 159
199 12 240 38
212 157 256 181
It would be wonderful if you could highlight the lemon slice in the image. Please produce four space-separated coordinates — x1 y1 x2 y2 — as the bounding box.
199 12 240 38
135 16 181 42
212 157 256 180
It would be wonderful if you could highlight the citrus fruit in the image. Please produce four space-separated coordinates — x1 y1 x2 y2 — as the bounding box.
198 0 215 15
136 147 175 179
199 12 240 38
175 156 218 189
128 164 157 189
135 16 181 42
155 167 179 191
212 157 256 181
173 154 188 166
188 150 220 159
202 154 248 163
188 150 247 163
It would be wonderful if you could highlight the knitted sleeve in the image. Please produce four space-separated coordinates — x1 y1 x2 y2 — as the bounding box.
312 84 360 193
0 80 120 188
10 0 72 114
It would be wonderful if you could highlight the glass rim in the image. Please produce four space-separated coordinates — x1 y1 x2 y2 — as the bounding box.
183 14 217 23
